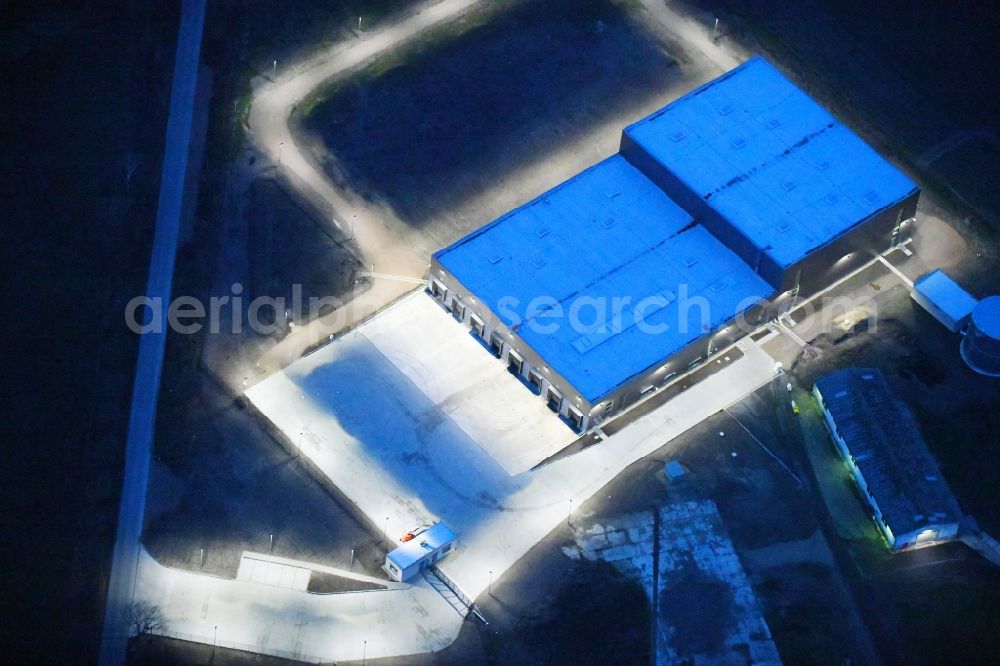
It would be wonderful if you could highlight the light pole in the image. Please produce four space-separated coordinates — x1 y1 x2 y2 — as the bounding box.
488 569 493 596
272 59 277 78
362 640 367 665
712 18 719 41
212 625 218 659
358 16 362 32
278 141 284 165
297 431 302 459
383 516 389 545
568 498 573 526
270 533 274 553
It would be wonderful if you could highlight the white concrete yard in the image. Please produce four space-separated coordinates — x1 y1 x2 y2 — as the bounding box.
134 293 779 661
247 293 774 648
355 294 577 475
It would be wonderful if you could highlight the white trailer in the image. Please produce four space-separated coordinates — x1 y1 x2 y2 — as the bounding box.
384 522 457 582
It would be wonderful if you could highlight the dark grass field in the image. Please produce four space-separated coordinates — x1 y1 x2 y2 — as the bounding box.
1 2 178 662
695 0 1000 226
247 178 366 318
144 345 385 580
862 542 1000 664
298 0 679 230
2 1 421 662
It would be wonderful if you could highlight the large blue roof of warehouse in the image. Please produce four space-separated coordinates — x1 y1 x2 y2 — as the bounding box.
434 155 772 402
625 56 918 269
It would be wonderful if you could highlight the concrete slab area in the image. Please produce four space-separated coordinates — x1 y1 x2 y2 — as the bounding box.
354 292 576 475
568 502 781 665
161 291 780 661
656 501 781 665
236 554 311 591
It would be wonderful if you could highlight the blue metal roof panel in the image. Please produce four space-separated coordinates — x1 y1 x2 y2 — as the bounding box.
435 154 696 328
435 156 772 402
515 225 772 401
913 269 977 324
624 56 918 268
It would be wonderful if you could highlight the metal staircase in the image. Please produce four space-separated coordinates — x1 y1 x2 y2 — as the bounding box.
423 566 488 625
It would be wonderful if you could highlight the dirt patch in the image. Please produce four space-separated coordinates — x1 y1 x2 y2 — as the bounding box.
247 178 366 323
794 317 951 389
862 543 1000 664
753 563 856 665
513 559 650 665
306 571 386 593
920 398 1000 535
146 358 385 580
659 566 733 657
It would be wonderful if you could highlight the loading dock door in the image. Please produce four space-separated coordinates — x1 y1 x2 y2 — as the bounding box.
567 408 584 432
527 369 542 395
470 315 484 338
489 331 504 358
430 279 446 301
546 386 563 413
507 351 523 377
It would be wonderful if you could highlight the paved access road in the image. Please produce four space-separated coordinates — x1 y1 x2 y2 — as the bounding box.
246 0 487 372
133 547 460 662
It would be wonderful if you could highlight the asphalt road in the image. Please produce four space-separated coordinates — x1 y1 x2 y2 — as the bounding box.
246 0 487 372
97 1 207 663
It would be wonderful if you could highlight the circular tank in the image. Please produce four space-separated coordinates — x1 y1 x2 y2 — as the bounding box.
961 295 1000 377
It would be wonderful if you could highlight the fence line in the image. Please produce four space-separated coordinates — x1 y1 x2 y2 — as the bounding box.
145 627 329 664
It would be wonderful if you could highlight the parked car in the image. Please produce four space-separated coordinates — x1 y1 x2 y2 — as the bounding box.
400 523 431 542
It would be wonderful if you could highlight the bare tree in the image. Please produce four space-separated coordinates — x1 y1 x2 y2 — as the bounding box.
128 600 168 636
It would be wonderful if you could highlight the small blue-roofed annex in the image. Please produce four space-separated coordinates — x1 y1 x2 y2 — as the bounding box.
621 56 919 293
910 269 978 332
384 522 457 582
429 56 920 433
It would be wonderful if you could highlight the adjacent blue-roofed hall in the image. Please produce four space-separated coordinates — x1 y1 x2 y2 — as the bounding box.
430 55 919 431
